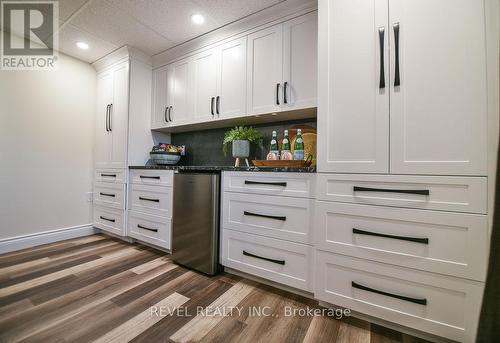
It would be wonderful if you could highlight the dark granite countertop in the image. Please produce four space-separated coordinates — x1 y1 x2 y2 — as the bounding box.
129 165 316 173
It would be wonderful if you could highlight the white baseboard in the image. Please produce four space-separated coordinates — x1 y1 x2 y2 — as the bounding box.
0 224 98 254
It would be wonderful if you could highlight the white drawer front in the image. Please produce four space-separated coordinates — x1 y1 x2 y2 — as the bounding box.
315 251 483 343
130 169 173 186
315 202 488 281
129 184 172 218
93 206 125 236
94 169 126 183
223 192 313 244
93 182 126 209
128 211 171 249
223 172 315 198
222 229 313 291
317 174 487 214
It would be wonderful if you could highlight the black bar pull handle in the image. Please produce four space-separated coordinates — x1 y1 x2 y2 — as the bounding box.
378 27 385 89
244 211 286 221
393 23 400 87
140 175 161 180
352 281 427 305
243 250 285 265
139 197 160 203
211 97 215 116
276 83 280 105
168 106 172 122
283 81 288 104
100 216 115 223
353 228 429 244
244 180 287 187
108 104 113 131
164 106 169 123
101 173 117 177
100 192 116 197
105 105 110 132
216 96 220 115
353 186 429 196
137 224 158 232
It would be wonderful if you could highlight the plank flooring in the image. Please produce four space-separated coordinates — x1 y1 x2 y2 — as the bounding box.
0 234 430 343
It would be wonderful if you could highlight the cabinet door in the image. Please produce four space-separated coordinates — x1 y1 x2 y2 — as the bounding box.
95 70 113 168
247 24 283 115
218 37 247 119
217 37 247 118
389 0 488 176
151 65 169 129
192 48 218 121
317 0 389 173
282 12 318 110
169 59 192 125
109 61 129 169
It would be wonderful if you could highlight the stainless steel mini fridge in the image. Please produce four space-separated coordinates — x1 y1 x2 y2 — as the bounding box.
171 171 220 275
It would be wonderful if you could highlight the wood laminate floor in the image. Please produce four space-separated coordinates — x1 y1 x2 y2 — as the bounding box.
0 234 430 343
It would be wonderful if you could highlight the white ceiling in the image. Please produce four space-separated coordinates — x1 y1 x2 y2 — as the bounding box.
55 0 286 63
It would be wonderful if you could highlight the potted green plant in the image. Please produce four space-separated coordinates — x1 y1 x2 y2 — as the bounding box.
223 126 263 166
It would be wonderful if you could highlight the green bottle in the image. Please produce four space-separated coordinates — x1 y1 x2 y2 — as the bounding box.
270 130 279 156
294 129 305 160
281 129 291 159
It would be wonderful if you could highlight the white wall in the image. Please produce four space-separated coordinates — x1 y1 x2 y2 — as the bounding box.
0 52 96 240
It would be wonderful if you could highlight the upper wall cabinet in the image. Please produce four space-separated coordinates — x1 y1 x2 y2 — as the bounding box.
151 11 318 130
95 60 129 169
317 0 488 176
247 12 318 115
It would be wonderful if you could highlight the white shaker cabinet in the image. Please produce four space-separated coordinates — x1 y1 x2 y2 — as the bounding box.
94 60 129 169
246 24 283 115
317 0 389 173
389 0 488 175
247 13 318 116
217 37 247 119
282 11 318 111
151 65 169 129
192 47 218 121
167 59 192 126
318 0 488 176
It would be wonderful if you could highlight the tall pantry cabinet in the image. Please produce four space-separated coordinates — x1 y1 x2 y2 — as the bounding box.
315 0 498 342
93 47 168 237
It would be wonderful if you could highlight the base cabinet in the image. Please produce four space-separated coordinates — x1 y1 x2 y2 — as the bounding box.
315 251 483 343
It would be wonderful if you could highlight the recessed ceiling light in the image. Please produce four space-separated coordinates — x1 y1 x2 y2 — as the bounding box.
76 42 89 50
191 14 205 25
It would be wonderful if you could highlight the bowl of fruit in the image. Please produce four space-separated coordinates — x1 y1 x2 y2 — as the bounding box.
150 144 182 165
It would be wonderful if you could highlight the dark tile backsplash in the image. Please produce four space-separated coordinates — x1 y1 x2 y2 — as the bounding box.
171 119 317 166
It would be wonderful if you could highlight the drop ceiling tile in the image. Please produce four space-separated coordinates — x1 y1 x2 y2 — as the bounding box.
192 0 285 25
68 0 175 55
106 0 220 44
57 22 119 63
59 0 89 21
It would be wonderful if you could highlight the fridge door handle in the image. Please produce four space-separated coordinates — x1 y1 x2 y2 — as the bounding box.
276 83 280 105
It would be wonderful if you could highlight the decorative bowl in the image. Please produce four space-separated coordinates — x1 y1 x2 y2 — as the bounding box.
150 151 181 165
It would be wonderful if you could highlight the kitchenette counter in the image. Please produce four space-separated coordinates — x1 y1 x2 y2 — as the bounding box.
129 165 316 173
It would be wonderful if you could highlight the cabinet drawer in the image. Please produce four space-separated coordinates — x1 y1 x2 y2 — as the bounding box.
223 172 315 198
223 192 313 244
129 184 172 218
128 211 171 249
315 202 488 281
93 182 126 209
317 174 487 214
130 169 173 186
93 206 125 236
94 169 126 183
222 229 313 291
315 251 483 343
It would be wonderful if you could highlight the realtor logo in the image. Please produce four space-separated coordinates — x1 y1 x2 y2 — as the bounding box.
1 0 59 70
